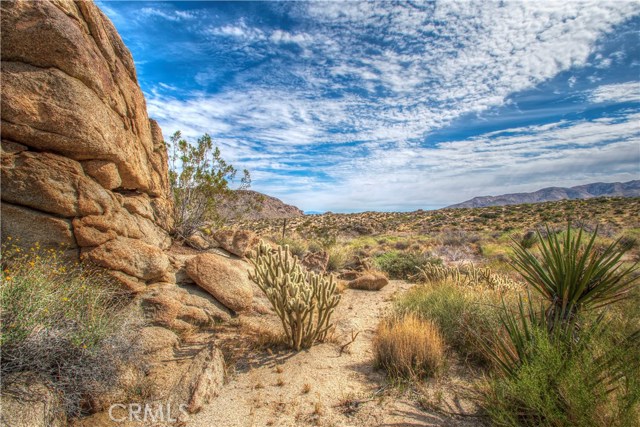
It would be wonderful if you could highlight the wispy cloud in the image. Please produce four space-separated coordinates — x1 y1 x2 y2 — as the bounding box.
100 1 640 211
590 82 640 103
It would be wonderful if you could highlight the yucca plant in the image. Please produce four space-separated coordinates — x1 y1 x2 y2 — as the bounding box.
511 223 638 329
484 292 601 379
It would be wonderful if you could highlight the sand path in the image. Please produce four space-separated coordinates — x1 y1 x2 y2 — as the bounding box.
187 280 481 427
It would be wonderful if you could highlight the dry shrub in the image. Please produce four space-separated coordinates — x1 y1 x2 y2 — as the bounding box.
1 242 142 417
373 314 445 380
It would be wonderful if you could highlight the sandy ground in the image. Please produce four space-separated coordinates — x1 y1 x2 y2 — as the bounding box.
187 280 483 427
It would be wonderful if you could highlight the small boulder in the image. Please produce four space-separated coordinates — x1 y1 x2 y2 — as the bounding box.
83 237 170 282
185 253 253 312
1 373 66 427
213 229 258 257
348 271 389 291
186 233 210 250
139 326 179 355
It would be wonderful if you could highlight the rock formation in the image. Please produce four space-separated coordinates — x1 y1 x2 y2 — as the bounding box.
0 1 255 423
1 0 173 292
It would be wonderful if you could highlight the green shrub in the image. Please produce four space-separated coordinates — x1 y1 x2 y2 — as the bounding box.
481 320 640 427
1 243 141 417
519 230 538 249
478 222 640 425
326 246 352 272
395 282 502 363
168 131 251 238
275 237 308 259
374 250 441 280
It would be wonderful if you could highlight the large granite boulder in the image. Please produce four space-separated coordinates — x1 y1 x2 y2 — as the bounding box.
1 374 67 427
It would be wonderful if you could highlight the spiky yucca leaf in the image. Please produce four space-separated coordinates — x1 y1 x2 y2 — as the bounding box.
511 224 638 327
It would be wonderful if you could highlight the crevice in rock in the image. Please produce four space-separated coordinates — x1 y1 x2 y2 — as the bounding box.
0 199 77 221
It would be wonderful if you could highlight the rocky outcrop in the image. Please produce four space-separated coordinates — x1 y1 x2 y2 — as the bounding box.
1 374 67 427
301 251 330 273
212 229 258 258
142 282 232 332
0 2 258 423
0 0 173 289
185 254 254 313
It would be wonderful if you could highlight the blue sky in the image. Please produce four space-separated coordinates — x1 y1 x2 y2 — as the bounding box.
98 1 640 213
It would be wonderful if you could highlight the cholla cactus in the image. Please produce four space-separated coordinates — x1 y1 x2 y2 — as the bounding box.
248 240 341 351
416 263 522 292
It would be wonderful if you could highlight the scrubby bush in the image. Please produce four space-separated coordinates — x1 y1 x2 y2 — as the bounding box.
1 242 141 417
479 223 640 425
326 246 352 272
519 230 538 249
275 237 308 259
439 229 480 247
374 314 445 380
168 131 251 238
396 283 503 363
373 250 441 280
482 310 640 426
248 241 341 351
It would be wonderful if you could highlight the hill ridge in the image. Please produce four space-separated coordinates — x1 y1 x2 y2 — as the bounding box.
446 180 640 209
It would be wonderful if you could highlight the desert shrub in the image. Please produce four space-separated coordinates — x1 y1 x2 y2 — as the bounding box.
1 243 141 417
478 223 640 425
519 230 538 249
275 237 307 259
439 229 480 247
168 131 251 238
373 250 441 280
248 241 341 351
326 246 352 272
396 283 502 363
307 240 324 254
481 309 640 427
394 240 410 250
373 314 445 380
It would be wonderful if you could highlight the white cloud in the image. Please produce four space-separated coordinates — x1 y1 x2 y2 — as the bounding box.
291 114 640 211
139 7 196 22
139 1 640 211
590 82 640 103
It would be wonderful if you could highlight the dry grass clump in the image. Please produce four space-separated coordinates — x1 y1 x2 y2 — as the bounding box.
373 314 445 380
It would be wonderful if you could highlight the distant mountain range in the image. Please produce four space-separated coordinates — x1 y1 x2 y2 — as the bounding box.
446 180 640 209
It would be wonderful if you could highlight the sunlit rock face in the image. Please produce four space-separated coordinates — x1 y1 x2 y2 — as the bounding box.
1 0 174 289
